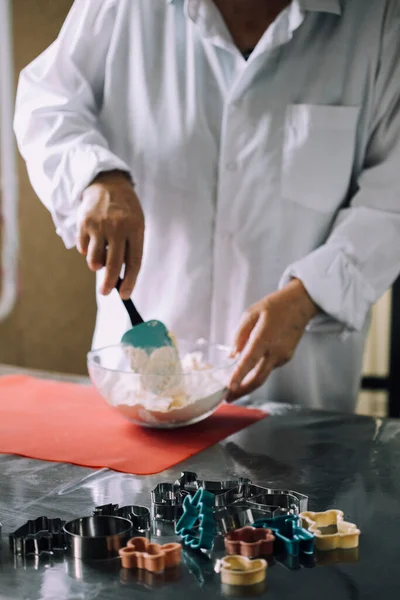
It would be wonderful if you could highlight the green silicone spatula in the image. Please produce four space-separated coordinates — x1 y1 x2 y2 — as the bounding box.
116 278 174 351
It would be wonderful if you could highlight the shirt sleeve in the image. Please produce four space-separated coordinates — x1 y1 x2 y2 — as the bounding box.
14 0 131 249
279 1 400 333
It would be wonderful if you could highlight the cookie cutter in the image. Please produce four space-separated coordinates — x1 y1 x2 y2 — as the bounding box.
213 504 281 535
151 483 183 522
64 515 134 560
175 488 215 551
93 504 151 535
245 485 308 515
119 536 182 572
224 526 275 558
9 517 67 556
175 471 251 508
300 510 360 551
152 473 308 526
253 514 314 557
208 482 307 515
216 555 268 587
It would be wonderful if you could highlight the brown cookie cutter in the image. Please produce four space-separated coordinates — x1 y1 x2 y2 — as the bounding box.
224 526 275 558
300 510 360 551
217 555 268 586
118 536 182 572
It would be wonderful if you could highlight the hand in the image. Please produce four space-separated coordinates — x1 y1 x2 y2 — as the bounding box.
76 170 144 299
227 279 319 401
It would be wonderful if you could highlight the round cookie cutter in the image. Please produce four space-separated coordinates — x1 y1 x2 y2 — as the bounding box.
63 516 134 561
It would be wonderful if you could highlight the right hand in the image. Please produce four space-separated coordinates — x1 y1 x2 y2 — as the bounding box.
76 170 144 300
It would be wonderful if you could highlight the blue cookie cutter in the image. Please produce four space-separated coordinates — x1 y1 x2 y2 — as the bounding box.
175 488 215 551
253 514 314 557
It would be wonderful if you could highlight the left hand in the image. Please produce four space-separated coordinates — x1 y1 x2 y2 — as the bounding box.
227 279 319 401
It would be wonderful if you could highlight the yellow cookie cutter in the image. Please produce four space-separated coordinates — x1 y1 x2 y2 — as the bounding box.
300 510 360 551
216 555 268 586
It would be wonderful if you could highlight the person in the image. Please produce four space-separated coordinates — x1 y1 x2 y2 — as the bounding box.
14 0 400 412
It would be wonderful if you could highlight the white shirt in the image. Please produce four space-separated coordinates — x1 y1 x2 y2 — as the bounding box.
14 0 400 410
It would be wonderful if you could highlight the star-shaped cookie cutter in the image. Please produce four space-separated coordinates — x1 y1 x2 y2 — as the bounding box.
300 510 360 551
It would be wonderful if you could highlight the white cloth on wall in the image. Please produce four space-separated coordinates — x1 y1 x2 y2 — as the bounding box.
14 0 400 410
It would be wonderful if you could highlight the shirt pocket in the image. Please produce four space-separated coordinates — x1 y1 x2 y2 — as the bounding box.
281 104 360 212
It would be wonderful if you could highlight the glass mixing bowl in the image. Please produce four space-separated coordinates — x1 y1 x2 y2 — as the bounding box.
87 339 237 428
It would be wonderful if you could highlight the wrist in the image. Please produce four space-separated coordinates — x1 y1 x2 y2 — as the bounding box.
287 278 319 322
90 169 134 187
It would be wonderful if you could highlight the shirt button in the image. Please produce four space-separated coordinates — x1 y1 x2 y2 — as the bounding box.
226 162 237 171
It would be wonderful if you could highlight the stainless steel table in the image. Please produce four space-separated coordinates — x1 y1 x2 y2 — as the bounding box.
0 366 399 599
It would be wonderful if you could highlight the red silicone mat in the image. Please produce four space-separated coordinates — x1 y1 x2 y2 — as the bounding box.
0 375 267 475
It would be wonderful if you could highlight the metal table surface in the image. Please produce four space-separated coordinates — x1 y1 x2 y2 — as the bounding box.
0 367 400 599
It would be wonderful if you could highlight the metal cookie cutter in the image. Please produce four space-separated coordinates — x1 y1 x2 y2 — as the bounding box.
213 504 281 535
175 471 251 509
9 517 67 556
93 504 151 536
64 515 134 560
246 488 308 516
151 483 183 522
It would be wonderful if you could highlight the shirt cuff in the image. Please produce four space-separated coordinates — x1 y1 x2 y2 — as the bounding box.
50 145 132 249
278 245 376 333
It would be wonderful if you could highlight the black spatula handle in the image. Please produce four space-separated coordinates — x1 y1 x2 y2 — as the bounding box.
116 278 144 327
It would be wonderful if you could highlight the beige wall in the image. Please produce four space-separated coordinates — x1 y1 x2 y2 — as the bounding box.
0 0 96 375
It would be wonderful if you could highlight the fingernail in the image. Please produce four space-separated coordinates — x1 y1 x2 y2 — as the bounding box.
230 382 239 392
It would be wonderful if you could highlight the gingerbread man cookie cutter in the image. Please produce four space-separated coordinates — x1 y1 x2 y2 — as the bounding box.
300 510 360 551
119 536 182 572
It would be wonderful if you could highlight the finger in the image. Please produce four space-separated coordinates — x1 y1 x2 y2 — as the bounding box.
233 310 258 354
229 314 268 391
226 355 273 401
101 239 126 295
77 228 90 256
118 234 143 300
86 235 106 271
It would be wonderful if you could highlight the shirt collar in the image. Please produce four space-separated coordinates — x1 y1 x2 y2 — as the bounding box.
167 0 342 15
